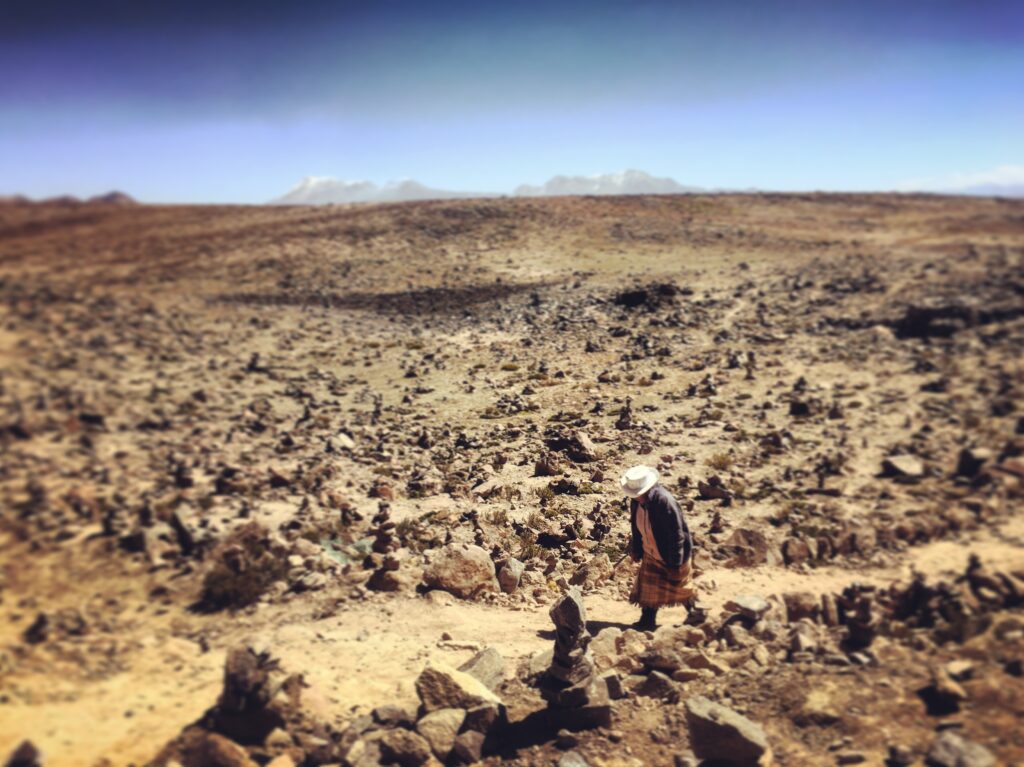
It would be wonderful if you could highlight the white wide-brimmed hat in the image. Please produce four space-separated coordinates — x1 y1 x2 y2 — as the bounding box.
620 465 659 498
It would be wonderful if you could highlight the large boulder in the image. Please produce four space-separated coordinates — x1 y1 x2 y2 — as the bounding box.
685 696 772 766
423 544 500 599
415 662 502 713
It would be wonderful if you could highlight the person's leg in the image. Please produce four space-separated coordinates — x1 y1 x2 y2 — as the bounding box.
639 606 658 630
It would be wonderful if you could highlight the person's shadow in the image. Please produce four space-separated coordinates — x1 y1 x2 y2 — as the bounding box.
586 618 634 634
534 618 634 641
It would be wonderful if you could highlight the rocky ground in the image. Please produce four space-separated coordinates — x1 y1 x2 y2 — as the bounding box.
0 192 1022 767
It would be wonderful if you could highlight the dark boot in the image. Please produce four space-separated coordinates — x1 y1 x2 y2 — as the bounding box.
636 607 658 631
683 598 707 626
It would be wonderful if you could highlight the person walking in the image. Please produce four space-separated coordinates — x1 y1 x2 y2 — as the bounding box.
620 464 694 630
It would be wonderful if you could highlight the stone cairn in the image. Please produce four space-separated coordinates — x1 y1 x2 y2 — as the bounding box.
149 643 343 766
537 587 612 729
366 502 403 592
615 397 634 430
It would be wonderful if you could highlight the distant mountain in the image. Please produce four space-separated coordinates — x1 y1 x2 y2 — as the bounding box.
273 170 705 204
0 191 137 205
514 170 702 197
272 177 485 205
952 183 1024 198
898 165 1024 198
87 191 137 205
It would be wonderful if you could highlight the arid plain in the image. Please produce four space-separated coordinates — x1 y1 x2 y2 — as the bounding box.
1 193 1022 767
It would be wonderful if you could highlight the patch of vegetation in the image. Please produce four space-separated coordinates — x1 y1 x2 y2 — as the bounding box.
534 486 555 504
395 516 420 539
594 537 629 561
199 523 288 611
500 362 520 371
514 526 543 561
525 509 546 528
518 541 543 562
485 507 509 526
706 452 734 471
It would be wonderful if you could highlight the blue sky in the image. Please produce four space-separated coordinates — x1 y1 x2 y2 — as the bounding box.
2 0 1022 202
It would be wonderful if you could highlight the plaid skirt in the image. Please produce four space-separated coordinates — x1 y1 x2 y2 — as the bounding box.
630 558 695 608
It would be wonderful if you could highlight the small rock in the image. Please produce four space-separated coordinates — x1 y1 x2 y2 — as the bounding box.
451 731 485 764
463 703 502 734
497 558 525 593
568 554 612 590
417 707 465 760
887 745 914 766
372 704 416 728
377 729 433 767
782 537 812 566
945 660 974 682
783 592 821 622
264 728 293 750
559 752 590 767
555 729 580 749
925 732 996 767
955 448 992 478
193 733 259 767
882 455 925 479
836 752 866 765
458 647 505 691
424 590 456 606
724 594 771 621
416 662 502 713
637 670 679 701
590 627 623 671
685 695 772 767
923 665 968 714
4 741 42 767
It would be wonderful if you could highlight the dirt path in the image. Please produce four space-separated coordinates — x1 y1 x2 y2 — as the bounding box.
2 520 1021 766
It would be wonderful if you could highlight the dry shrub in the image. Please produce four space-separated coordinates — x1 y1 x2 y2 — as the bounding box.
706 452 734 471
199 522 288 611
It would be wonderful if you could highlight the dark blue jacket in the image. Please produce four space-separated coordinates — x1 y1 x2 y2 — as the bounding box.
629 484 692 567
